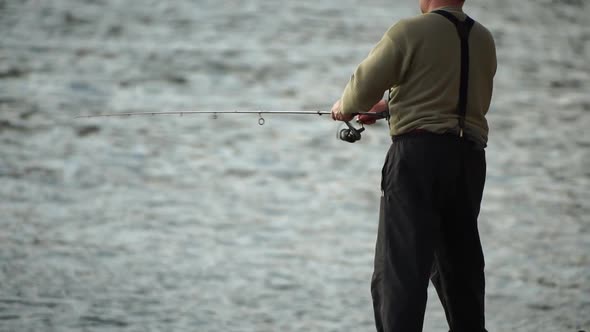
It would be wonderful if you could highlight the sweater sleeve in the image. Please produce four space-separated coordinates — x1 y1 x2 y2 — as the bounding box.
340 24 408 115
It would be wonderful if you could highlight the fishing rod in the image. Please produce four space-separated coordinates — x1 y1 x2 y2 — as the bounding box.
75 109 389 143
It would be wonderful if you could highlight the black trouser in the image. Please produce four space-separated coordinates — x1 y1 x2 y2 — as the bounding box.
371 132 487 332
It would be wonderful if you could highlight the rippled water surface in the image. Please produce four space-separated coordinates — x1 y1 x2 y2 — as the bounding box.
1 0 589 331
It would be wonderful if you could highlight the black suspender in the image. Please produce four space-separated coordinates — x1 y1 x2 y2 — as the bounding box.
432 10 475 138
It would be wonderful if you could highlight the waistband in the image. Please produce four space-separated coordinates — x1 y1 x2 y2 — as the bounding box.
392 129 454 141
391 129 484 149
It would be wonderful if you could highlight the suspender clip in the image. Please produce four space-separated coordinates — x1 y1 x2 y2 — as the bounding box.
459 128 464 138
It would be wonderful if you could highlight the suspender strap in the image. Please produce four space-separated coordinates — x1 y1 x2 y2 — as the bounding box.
432 10 475 138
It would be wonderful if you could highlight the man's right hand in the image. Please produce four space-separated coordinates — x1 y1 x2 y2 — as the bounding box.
357 99 389 125
331 99 355 122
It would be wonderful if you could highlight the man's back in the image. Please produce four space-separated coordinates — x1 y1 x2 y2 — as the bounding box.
340 7 496 145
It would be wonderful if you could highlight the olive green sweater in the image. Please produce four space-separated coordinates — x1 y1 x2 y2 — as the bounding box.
340 7 496 146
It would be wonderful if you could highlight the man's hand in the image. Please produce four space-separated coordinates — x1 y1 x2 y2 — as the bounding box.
330 99 355 122
357 99 389 125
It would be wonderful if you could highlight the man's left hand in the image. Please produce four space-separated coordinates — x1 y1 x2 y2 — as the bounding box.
331 99 355 122
357 99 388 125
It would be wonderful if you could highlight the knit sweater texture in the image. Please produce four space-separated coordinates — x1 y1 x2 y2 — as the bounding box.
340 7 497 145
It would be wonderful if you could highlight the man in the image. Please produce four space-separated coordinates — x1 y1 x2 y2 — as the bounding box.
331 0 496 331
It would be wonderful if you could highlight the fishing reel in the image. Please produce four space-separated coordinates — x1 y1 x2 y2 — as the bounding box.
338 110 389 143
339 121 365 143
